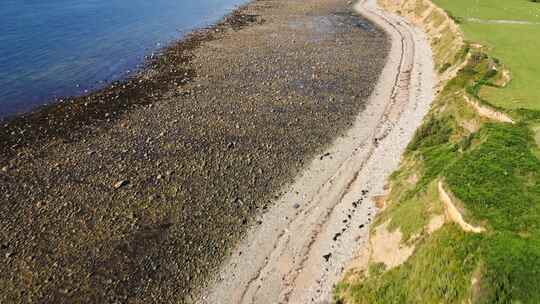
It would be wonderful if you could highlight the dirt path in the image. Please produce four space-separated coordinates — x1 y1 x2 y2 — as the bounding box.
200 0 436 303
466 17 540 25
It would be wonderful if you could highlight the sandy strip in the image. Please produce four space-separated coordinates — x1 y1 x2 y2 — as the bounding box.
199 0 436 303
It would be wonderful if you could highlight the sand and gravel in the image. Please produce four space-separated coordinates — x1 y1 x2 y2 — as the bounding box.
200 0 436 303
0 0 392 302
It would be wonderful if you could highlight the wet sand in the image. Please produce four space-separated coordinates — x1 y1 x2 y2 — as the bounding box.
0 0 389 302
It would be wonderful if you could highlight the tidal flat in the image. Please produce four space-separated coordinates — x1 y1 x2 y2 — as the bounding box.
0 0 389 302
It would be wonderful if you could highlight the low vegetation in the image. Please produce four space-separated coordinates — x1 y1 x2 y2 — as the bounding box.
336 0 540 303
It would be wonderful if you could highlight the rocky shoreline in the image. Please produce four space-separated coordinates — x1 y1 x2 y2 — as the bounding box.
0 9 260 162
0 0 389 302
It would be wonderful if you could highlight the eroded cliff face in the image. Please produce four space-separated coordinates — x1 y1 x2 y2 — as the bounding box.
338 0 468 288
335 1 492 303
337 0 540 303
380 0 464 82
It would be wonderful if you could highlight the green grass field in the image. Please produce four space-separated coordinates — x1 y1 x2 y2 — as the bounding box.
433 0 540 22
433 0 540 110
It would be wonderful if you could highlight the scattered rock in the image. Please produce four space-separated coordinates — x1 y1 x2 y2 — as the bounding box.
0 0 390 301
323 253 332 262
113 180 129 189
320 152 331 160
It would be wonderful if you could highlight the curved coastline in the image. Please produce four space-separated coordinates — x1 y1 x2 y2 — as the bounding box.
0 8 260 162
0 0 390 302
201 0 436 302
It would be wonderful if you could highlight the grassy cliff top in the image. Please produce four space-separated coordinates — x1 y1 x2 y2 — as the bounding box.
434 0 540 110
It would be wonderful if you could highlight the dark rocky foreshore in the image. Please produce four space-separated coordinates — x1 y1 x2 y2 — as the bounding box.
0 0 389 302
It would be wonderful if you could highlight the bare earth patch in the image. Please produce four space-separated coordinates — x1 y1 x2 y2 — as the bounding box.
463 94 515 124
370 221 415 269
438 181 485 233
426 214 445 234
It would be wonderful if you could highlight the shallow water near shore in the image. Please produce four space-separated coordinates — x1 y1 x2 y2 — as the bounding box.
0 0 247 118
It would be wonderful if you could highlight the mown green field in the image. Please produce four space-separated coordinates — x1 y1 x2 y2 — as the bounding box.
433 0 540 110
433 0 540 22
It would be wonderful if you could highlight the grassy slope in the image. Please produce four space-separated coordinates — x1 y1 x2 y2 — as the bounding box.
336 1 540 303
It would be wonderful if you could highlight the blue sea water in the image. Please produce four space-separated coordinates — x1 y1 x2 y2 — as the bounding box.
0 0 247 118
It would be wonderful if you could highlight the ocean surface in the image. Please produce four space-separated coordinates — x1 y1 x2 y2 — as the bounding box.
0 0 247 119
